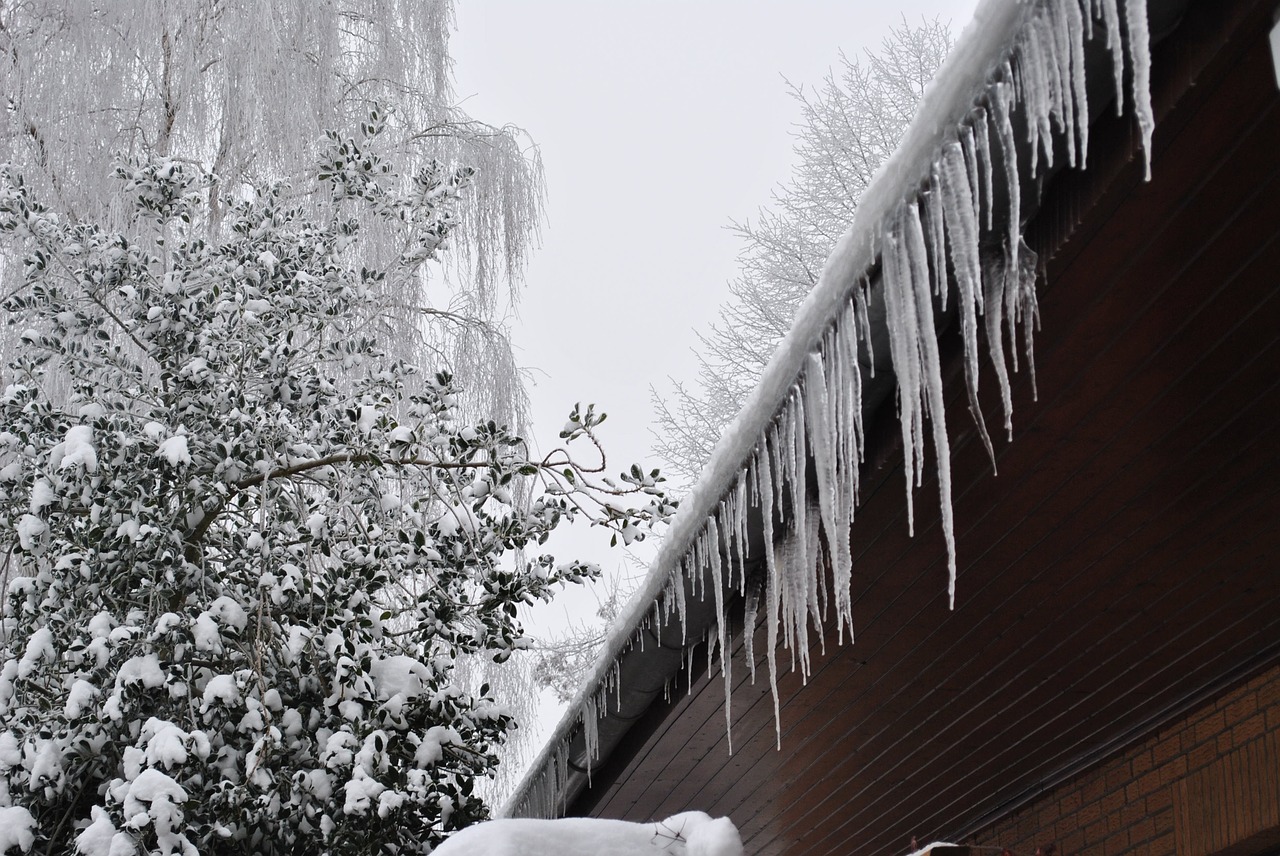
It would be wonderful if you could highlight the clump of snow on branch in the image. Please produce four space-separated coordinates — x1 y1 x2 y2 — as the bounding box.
510 0 1155 817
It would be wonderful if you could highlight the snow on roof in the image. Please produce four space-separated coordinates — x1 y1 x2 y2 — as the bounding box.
507 0 1155 819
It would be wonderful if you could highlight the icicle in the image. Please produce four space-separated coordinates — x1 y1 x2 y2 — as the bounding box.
883 203 958 606
805 356 843 629
705 516 733 753
1098 0 1127 114
836 302 866 470
744 590 758 684
757 444 782 748
940 141 996 468
921 186 943 311
991 72 1022 306
1045 1 1077 167
960 125 982 228
734 480 749 594
673 562 688 643
1014 238 1041 396
973 107 995 233
785 394 818 655
881 226 922 536
1020 10 1055 175
855 277 875 376
582 695 600 771
812 518 828 628
778 528 811 679
1123 0 1154 179
982 243 1015 442
926 165 950 311
1064 0 1090 165
823 319 861 642
793 368 834 639
909 201 958 609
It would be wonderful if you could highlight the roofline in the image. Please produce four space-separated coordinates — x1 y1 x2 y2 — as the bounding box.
506 0 1169 818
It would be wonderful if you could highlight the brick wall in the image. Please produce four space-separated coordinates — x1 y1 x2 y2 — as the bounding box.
966 664 1280 856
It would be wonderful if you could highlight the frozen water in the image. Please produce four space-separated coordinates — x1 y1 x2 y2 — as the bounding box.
507 0 1158 817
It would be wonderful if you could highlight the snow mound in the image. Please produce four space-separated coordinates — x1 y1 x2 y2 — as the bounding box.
432 810 743 856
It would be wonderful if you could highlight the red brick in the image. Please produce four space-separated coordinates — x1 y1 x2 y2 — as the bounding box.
1059 788 1082 814
1151 735 1180 766
1257 676 1280 710
1131 748 1154 778
1077 799 1102 826
1105 765 1131 793
1232 711 1267 745
1199 710 1229 742
1143 829 1176 856
1146 785 1173 815
1103 830 1130 855
1223 692 1258 725
1186 740 1216 772
1129 815 1157 846
1060 829 1087 854
1102 789 1126 817
1120 797 1147 828
1081 774 1107 804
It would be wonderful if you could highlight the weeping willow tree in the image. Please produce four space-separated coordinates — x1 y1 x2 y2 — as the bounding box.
0 0 543 427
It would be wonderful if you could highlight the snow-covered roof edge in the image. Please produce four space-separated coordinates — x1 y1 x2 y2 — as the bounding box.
506 0 1154 818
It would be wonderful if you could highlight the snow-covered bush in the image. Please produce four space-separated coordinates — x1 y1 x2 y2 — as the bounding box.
0 127 673 855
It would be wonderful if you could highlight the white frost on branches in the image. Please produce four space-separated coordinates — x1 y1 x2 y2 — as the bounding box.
652 19 953 485
0 0 544 429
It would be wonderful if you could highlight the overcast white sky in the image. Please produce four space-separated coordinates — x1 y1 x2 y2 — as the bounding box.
447 0 980 751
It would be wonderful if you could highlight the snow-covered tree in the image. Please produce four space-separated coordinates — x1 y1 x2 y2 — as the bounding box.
0 0 543 428
0 134 672 854
652 20 952 484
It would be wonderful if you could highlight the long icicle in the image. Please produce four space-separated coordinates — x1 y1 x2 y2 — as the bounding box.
1123 0 1154 178
940 139 996 469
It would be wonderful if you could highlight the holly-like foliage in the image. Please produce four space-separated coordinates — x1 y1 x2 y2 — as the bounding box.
0 126 674 855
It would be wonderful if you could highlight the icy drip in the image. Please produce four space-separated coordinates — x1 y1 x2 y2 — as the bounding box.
1097 0 1127 116
705 516 733 751
744 443 783 745
1123 0 1154 178
974 107 995 232
883 201 957 605
505 0 1160 820
939 139 996 469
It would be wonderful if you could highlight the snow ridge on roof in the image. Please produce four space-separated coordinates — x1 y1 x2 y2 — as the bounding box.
507 0 1153 819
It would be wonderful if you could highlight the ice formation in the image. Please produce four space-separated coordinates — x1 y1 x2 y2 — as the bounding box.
509 0 1156 819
